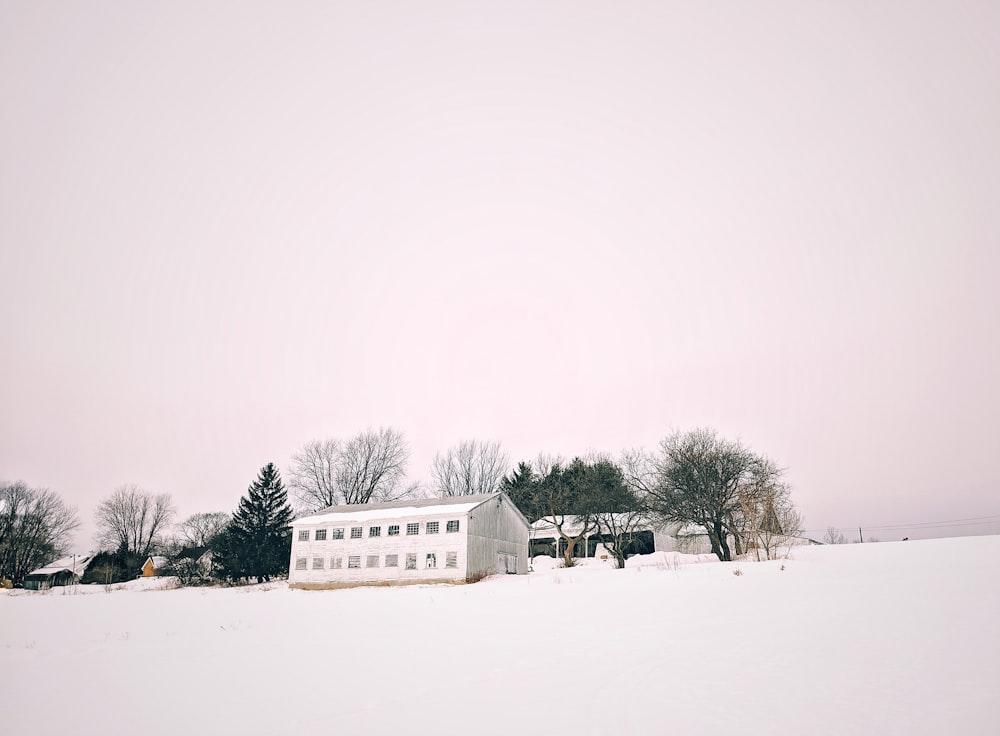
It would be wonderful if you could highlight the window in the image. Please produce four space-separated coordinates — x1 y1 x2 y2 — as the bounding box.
298 530 309 542
350 527 363 539
387 525 400 536
446 520 460 533
369 526 381 538
385 554 399 567
426 521 439 534
406 523 419 535
347 555 361 569
366 555 380 568
295 557 307 570
332 528 344 540
446 552 458 568
315 529 327 541
426 553 437 569
405 553 417 570
331 557 343 569
313 557 324 569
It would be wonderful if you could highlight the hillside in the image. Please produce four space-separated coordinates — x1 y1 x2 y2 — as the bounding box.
2 536 997 735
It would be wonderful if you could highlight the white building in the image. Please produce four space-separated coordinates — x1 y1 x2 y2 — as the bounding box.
529 516 683 560
288 493 530 589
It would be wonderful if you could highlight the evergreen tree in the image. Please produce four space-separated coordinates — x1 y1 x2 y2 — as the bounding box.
499 461 542 521
216 463 293 583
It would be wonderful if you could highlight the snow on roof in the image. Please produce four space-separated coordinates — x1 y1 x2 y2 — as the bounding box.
28 553 94 577
293 494 497 526
530 513 660 535
174 547 210 561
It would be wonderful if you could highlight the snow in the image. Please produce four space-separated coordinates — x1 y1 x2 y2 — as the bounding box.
2 536 998 735
26 553 93 576
294 499 486 525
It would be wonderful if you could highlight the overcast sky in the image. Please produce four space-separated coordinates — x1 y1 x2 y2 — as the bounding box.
2 1 998 549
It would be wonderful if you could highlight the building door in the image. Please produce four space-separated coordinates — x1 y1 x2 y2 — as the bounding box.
497 552 517 574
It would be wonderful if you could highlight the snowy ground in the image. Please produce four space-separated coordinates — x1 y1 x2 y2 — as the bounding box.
2 536 998 735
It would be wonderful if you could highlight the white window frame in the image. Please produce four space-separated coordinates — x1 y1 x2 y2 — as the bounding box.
446 551 458 568
366 555 380 568
347 555 361 569
332 528 344 540
331 557 343 569
350 527 363 539
385 554 398 567
298 530 309 542
406 523 419 535
426 521 440 534
446 520 460 533
387 525 400 536
313 557 324 569
315 529 328 541
295 557 307 570
426 553 437 569
405 553 417 570
369 526 381 538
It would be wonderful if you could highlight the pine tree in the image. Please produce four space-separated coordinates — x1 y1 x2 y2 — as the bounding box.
499 461 543 521
216 463 293 583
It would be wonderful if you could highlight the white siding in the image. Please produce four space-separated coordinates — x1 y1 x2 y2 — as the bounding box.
289 511 470 587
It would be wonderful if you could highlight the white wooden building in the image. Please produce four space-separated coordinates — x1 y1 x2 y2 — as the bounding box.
288 493 530 589
529 516 683 560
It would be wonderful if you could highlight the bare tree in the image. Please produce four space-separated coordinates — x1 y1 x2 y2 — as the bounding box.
0 481 80 586
620 448 657 496
176 512 229 548
823 527 846 545
287 438 341 510
740 469 802 560
432 439 509 497
647 428 780 562
593 507 650 569
535 464 598 567
94 484 176 557
337 427 412 505
288 428 417 510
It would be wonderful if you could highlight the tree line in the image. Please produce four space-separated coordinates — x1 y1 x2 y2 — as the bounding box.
1 426 802 586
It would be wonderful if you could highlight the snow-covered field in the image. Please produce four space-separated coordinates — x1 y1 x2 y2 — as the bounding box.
2 536 997 735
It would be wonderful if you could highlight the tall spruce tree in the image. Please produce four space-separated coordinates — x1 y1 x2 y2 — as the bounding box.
216 463 293 583
499 462 542 521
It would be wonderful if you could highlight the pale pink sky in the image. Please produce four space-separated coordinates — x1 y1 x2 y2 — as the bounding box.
2 2 998 547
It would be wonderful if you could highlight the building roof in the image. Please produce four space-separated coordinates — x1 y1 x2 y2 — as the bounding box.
144 555 170 570
27 553 94 577
293 493 516 526
174 546 210 561
530 514 670 537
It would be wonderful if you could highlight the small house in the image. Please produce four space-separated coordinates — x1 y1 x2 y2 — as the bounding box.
171 547 214 583
23 554 93 590
288 493 530 589
140 556 170 577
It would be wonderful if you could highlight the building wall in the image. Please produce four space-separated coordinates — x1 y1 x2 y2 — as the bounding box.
288 510 471 587
466 495 530 576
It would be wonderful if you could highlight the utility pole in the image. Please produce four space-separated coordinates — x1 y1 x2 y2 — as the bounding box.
858 526 864 543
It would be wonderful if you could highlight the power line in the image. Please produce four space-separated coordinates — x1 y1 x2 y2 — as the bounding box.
803 513 1000 534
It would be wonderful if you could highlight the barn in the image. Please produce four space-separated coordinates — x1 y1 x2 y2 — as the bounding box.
288 493 530 589
22 554 93 590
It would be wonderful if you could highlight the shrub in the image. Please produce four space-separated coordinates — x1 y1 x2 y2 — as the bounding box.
465 568 493 584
